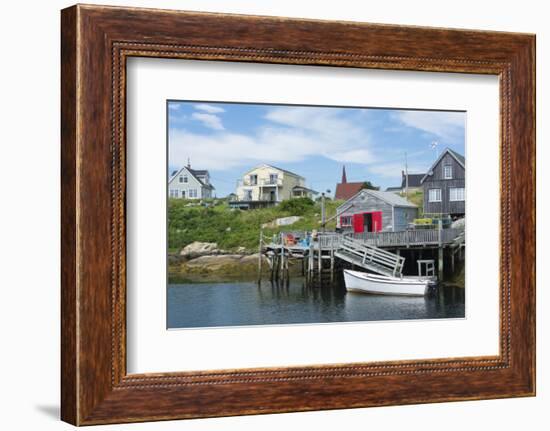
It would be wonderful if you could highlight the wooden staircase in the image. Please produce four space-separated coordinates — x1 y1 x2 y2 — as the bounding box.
335 237 405 277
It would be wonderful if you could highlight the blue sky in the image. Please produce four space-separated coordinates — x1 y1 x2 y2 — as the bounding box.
168 101 465 198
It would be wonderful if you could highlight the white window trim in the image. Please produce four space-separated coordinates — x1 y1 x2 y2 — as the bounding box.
428 188 442 202
449 187 465 202
340 215 352 227
444 165 453 179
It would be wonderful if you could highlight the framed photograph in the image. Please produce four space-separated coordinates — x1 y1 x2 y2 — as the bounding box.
61 4 535 425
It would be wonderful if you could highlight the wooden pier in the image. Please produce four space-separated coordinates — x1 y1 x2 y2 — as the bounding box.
259 227 465 284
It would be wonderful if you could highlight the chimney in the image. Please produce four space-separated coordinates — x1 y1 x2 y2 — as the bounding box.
342 165 347 184
187 157 191 168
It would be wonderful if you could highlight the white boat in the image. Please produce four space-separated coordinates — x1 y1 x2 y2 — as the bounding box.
343 270 435 297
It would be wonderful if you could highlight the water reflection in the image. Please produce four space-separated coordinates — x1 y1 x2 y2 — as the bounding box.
167 277 465 329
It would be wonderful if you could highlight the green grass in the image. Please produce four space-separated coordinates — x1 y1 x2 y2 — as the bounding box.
168 197 343 252
399 190 424 213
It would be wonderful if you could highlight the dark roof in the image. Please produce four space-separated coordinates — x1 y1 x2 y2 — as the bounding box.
189 168 208 177
292 185 319 195
420 147 465 184
170 166 215 190
335 182 364 201
448 149 465 166
385 186 402 192
401 173 424 188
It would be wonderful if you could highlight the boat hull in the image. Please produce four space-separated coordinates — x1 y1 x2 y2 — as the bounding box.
344 270 432 296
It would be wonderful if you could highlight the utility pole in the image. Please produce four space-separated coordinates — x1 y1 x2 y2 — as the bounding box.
405 151 409 199
321 192 326 233
320 189 331 232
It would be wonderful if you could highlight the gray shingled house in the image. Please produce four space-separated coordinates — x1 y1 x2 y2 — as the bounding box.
421 148 465 217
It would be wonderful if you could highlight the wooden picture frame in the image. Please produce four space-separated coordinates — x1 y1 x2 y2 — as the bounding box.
61 4 535 425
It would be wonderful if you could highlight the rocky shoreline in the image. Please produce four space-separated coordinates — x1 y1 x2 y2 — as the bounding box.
169 241 269 283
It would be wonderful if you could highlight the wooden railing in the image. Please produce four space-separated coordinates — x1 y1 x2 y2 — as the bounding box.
268 228 464 249
318 233 343 249
350 228 463 247
340 237 405 277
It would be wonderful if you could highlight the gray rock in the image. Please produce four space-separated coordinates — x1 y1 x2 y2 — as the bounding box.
180 241 219 259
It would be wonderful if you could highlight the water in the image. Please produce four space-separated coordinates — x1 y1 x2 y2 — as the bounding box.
167 277 465 329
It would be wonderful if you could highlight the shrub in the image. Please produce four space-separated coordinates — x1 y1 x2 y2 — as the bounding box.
278 197 315 215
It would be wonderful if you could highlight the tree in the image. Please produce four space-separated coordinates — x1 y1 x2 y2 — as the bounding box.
360 181 380 191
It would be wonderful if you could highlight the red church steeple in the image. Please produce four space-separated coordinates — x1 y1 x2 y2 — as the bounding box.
341 165 347 184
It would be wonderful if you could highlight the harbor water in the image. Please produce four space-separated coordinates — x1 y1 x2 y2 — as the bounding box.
167 277 465 329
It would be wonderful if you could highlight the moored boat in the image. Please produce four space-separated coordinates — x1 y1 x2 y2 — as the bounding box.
343 269 435 296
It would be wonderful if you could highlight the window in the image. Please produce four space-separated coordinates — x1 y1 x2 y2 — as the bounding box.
450 187 465 201
428 188 442 202
178 175 188 183
188 189 198 198
249 174 258 185
269 173 278 184
340 215 352 227
244 189 253 200
169 189 179 198
443 165 453 179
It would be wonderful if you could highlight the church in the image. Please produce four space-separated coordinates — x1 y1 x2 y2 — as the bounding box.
334 166 366 201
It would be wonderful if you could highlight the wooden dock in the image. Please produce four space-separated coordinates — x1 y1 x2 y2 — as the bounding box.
259 228 465 283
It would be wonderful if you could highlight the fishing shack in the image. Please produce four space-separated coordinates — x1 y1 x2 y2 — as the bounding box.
336 189 418 233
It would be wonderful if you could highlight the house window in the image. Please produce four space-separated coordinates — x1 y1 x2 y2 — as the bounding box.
269 173 278 184
188 189 198 198
428 188 442 202
249 174 258 185
340 215 352 227
443 165 453 179
169 189 179 198
450 187 465 201
179 175 188 183
244 189 253 200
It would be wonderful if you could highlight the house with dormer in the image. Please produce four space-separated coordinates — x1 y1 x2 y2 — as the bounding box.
168 163 215 199
421 148 465 217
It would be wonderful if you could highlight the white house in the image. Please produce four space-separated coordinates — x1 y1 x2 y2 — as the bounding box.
231 164 317 209
168 164 214 199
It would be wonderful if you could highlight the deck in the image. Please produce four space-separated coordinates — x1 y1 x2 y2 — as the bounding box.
318 228 464 249
260 228 465 282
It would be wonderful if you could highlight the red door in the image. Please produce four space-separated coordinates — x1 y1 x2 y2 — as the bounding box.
353 213 364 233
372 211 383 232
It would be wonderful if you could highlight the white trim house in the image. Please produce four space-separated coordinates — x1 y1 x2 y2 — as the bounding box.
230 164 316 209
168 165 215 199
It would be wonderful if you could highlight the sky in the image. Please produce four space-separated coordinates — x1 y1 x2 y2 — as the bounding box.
168 101 465 198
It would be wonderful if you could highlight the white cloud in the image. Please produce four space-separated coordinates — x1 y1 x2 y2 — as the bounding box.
170 106 376 170
394 110 465 142
190 112 225 130
194 103 225 114
368 162 425 179
168 103 180 110
331 149 374 164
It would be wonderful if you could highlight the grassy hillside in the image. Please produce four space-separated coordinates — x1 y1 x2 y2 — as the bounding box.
168 198 343 252
399 190 424 214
